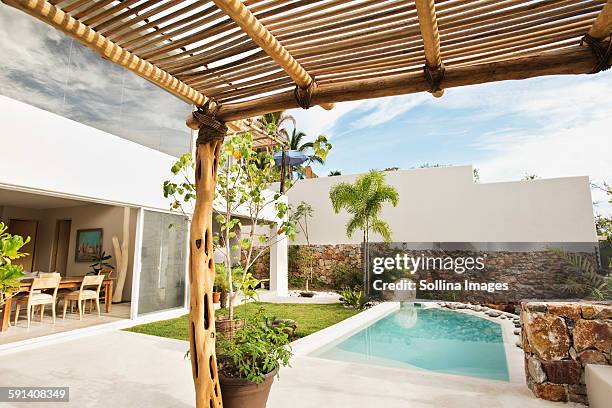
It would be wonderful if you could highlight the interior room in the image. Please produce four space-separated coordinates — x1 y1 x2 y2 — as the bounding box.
0 188 136 344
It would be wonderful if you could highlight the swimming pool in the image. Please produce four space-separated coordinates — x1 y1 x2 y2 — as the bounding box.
310 304 509 381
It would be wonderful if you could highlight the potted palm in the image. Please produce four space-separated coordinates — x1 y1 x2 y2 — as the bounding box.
214 263 230 307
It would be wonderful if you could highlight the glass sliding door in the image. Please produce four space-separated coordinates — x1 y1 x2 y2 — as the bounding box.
138 210 188 315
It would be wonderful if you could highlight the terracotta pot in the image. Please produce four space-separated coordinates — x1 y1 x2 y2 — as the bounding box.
216 317 244 340
219 368 278 408
213 292 221 304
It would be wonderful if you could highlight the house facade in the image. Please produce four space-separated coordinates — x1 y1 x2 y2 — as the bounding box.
0 4 287 350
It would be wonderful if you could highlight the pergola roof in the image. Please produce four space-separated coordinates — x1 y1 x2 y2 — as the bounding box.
227 117 286 148
4 0 611 122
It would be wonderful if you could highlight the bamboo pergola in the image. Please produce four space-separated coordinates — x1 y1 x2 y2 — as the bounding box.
3 0 610 407
227 117 286 148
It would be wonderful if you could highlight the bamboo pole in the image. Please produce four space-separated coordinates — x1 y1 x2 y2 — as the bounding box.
217 45 611 121
588 0 612 39
211 0 334 110
2 0 207 106
415 0 444 97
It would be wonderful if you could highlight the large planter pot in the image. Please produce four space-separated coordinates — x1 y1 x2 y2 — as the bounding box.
213 291 221 304
216 317 244 340
219 368 278 408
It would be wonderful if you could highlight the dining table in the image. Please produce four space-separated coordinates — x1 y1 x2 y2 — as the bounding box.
0 276 113 332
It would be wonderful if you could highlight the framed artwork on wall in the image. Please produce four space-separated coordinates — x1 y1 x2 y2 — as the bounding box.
75 228 103 262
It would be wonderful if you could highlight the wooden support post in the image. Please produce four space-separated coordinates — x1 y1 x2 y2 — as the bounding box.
415 0 445 97
187 104 226 408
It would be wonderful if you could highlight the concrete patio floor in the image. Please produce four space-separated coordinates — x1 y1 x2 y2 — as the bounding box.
0 329 583 408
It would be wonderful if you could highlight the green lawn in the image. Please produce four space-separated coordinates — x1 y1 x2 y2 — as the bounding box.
125 302 360 341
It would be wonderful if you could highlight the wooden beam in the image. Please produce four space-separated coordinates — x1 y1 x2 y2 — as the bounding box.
414 0 444 97
2 0 207 106
211 0 334 111
588 0 612 39
218 45 611 121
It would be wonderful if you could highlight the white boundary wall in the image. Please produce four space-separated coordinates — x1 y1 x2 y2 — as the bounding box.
286 166 597 244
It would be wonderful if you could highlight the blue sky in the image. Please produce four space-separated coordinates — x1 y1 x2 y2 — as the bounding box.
289 73 612 215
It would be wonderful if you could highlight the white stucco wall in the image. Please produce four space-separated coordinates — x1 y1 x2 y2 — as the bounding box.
0 95 179 211
285 166 597 244
0 95 281 223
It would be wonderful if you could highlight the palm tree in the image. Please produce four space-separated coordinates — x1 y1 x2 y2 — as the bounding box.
288 128 324 165
258 111 295 192
329 170 399 296
329 170 341 176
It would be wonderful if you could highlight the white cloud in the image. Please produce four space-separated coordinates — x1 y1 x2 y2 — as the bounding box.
350 94 430 129
287 100 365 138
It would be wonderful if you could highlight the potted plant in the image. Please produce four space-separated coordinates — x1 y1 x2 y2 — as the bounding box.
214 262 231 308
0 222 29 306
217 274 291 408
217 314 292 408
88 251 114 275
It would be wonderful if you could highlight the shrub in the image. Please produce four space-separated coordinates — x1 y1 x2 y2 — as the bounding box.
339 287 366 309
331 264 363 291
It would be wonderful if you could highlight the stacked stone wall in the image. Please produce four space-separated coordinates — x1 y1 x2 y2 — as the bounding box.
521 301 612 404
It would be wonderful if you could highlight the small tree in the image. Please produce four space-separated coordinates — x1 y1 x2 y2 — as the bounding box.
0 222 29 306
329 170 399 296
289 201 315 292
164 133 296 320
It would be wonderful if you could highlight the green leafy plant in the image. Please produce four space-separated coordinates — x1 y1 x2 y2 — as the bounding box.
331 264 363 291
554 249 612 300
217 310 292 383
339 287 366 309
0 222 29 305
88 251 114 274
289 201 317 292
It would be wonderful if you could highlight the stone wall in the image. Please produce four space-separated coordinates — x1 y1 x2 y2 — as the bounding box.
250 244 597 298
367 244 597 303
248 244 361 289
521 301 612 404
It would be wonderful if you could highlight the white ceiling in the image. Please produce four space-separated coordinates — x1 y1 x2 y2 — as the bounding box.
0 188 91 209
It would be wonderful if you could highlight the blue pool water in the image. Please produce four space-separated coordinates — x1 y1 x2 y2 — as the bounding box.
311 305 509 381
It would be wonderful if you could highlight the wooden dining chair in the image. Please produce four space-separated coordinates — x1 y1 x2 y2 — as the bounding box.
62 275 104 320
95 268 113 308
13 275 61 328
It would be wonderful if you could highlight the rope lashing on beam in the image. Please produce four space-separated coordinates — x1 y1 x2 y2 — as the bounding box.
293 79 318 109
191 101 228 144
581 34 612 73
423 63 445 96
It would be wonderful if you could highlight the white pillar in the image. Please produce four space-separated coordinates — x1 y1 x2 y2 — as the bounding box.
269 227 288 296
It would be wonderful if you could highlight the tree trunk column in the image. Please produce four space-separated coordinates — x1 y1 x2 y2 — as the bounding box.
187 103 227 408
